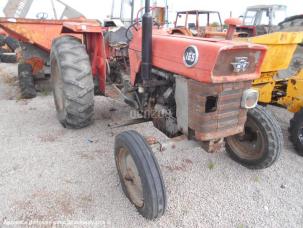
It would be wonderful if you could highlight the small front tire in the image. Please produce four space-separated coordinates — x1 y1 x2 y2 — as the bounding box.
225 105 283 169
114 130 166 220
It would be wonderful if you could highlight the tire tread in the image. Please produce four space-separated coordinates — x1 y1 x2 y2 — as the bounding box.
51 35 94 129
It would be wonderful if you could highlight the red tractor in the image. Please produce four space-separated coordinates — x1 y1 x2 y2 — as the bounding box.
1 0 283 220
171 10 224 37
49 1 283 219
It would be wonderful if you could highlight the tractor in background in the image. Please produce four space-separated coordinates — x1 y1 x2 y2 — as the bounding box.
49 0 282 220
237 5 303 78
171 10 224 37
237 5 287 37
0 0 87 98
0 17 98 99
0 28 18 64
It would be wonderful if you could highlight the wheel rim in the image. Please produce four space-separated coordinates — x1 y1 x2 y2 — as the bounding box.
226 117 266 160
51 58 65 113
117 148 144 208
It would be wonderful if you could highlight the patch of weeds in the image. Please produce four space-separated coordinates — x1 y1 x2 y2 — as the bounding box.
40 89 49 96
237 224 245 228
253 176 260 183
16 95 22 101
207 160 215 170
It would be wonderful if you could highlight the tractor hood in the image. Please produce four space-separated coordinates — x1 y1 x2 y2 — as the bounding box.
129 28 267 84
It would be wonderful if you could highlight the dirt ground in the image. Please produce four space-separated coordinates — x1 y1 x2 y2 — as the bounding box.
0 63 302 228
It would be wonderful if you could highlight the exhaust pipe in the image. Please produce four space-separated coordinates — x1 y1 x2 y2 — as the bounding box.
141 0 152 82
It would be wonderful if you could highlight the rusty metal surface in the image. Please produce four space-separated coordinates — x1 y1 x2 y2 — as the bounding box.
0 17 101 51
188 80 252 141
200 138 225 153
152 7 166 26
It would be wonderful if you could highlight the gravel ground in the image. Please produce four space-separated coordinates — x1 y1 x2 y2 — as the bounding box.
0 63 303 228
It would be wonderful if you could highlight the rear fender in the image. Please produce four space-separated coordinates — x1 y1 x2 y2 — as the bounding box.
62 21 107 94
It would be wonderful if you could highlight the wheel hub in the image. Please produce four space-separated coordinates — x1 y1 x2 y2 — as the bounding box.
226 118 265 160
117 148 144 208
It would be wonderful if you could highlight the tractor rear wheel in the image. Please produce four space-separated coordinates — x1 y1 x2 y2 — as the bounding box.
225 105 283 169
18 63 37 99
5 36 20 51
50 35 94 129
289 109 303 155
115 130 166 220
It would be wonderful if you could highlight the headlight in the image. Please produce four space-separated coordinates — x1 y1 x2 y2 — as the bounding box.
241 89 259 109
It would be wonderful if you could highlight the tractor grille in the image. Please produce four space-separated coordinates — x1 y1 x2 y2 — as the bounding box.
213 49 261 77
188 80 252 141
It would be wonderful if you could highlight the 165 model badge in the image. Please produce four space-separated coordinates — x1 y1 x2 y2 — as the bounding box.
183 45 199 68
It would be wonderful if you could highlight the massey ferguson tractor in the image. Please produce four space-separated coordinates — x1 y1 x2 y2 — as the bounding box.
48 1 283 219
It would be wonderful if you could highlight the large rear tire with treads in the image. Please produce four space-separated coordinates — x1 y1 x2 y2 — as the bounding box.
50 35 94 129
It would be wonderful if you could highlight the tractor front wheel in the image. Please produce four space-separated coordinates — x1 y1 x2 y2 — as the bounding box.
50 35 94 129
289 109 303 155
225 105 283 169
114 130 166 220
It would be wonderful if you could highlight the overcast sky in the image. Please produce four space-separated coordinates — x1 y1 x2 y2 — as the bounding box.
0 0 300 22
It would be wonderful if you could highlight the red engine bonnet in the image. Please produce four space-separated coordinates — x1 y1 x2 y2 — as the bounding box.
128 28 267 85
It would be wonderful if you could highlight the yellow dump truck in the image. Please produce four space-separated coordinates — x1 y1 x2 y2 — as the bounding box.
243 32 303 154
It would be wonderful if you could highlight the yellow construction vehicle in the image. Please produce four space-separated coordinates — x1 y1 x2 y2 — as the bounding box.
242 31 303 154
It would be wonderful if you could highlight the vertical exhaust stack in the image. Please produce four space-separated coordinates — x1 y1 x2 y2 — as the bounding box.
141 0 153 82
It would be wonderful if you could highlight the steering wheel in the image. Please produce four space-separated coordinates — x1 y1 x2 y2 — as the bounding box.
36 12 48 20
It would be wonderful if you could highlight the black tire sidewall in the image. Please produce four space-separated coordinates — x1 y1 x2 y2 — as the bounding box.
114 131 166 219
290 109 303 155
115 138 155 216
50 49 67 125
